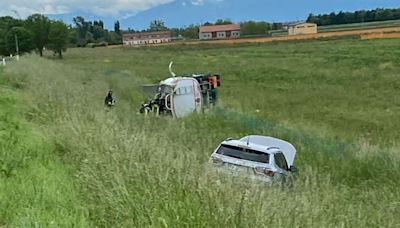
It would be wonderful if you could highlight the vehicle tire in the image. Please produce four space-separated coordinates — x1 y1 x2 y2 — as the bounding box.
144 107 150 116
152 104 160 116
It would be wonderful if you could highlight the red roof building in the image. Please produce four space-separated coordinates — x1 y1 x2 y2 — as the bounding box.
122 31 171 45
199 24 241 40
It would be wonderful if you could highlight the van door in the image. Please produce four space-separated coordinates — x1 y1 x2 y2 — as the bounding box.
172 79 201 118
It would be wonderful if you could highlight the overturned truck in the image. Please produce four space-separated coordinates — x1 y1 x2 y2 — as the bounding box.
140 62 221 118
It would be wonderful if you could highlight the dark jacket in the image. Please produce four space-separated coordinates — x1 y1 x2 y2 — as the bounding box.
104 92 114 105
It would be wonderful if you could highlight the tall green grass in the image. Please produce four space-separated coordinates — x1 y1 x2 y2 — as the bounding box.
0 70 89 226
1 37 399 227
63 38 400 146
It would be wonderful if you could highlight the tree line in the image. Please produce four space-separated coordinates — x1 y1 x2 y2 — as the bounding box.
0 14 291 55
0 15 69 58
71 16 122 47
0 14 123 57
307 8 400 26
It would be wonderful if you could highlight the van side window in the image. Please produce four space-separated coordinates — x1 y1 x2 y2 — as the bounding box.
275 153 288 170
176 86 193 95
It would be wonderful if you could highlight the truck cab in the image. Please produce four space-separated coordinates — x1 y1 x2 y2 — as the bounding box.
140 73 221 118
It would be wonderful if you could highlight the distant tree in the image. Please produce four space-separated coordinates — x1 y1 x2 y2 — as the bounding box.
182 24 199 39
85 32 94 43
307 14 316 23
91 25 106 41
5 27 34 55
343 12 354 24
354 10 366 23
375 9 387 21
68 28 78 47
73 16 90 46
0 16 23 31
271 22 282 30
169 27 181 37
25 14 51 56
105 31 122 45
0 33 5 55
48 21 69 58
149 20 167 31
328 12 337 25
98 20 104 29
241 21 271 36
114 20 120 34
306 7 400 26
0 16 25 55
215 19 232 25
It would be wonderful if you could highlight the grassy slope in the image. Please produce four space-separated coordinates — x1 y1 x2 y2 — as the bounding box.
0 68 90 226
1 38 400 227
64 38 400 145
318 19 400 32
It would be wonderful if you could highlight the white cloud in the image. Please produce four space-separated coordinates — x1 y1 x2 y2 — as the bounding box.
190 0 223 7
0 0 174 18
191 0 204 6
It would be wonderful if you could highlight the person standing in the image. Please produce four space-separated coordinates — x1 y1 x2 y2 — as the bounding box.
104 90 115 107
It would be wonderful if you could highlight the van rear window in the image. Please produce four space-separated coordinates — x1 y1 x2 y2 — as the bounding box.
217 144 269 163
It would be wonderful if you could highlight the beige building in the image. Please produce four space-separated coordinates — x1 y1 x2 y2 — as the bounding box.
199 24 241 40
288 22 317 36
123 31 172 45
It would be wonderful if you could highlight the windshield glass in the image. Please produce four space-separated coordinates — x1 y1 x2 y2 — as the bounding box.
216 144 269 163
158 85 173 95
275 153 288 170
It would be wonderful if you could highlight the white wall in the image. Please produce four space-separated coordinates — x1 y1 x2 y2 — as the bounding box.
123 38 171 45
231 30 241 38
217 31 226 38
199 32 212 40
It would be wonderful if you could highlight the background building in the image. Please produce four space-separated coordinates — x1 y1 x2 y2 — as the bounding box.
199 24 241 40
288 22 317 35
123 31 172 45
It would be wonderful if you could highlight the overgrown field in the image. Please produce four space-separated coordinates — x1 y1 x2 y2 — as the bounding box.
1 38 400 227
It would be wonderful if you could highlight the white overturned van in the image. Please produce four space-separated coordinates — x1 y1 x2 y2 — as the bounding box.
209 135 297 183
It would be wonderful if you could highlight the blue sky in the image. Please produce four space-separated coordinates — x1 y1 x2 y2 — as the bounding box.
1 0 399 29
120 0 400 29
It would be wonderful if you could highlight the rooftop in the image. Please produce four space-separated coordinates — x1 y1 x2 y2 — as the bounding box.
287 22 317 27
122 31 171 37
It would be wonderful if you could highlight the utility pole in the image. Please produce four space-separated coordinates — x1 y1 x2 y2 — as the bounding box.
12 10 20 60
15 34 19 55
14 34 20 60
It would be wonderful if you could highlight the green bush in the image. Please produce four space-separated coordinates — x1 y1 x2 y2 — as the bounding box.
86 42 108 48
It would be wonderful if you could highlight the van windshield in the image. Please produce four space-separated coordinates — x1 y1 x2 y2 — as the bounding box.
158 85 173 95
216 144 269 163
